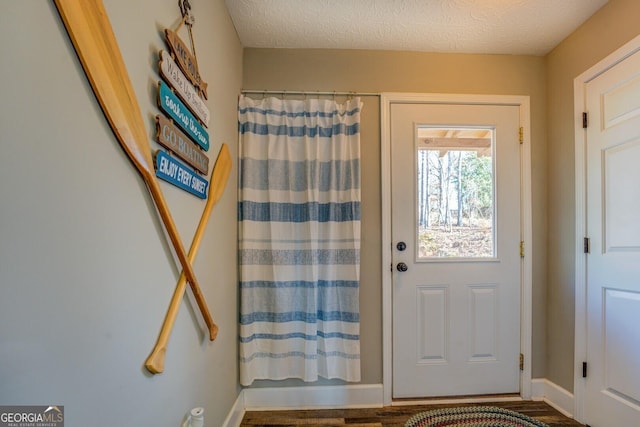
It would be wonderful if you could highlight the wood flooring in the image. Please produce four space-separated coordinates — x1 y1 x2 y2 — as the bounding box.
240 400 584 427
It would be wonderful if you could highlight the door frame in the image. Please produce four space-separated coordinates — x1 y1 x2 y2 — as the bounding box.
573 33 640 424
380 93 533 405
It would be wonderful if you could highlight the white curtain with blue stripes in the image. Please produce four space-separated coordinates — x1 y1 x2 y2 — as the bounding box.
238 95 362 385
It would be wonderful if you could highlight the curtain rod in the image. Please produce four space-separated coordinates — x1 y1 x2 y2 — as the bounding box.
241 89 380 97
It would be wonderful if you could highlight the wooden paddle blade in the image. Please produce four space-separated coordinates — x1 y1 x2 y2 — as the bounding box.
187 143 232 269
54 0 154 175
207 144 232 208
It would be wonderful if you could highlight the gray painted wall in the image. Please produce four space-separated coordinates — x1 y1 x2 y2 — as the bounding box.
242 49 547 386
545 0 640 392
0 1 242 425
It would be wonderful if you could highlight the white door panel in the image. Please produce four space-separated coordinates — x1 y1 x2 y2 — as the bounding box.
391 102 521 398
585 47 640 426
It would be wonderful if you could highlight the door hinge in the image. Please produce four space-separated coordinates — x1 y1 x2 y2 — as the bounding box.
519 241 525 258
583 112 588 129
582 362 588 378
584 237 590 254
519 353 524 371
519 127 524 144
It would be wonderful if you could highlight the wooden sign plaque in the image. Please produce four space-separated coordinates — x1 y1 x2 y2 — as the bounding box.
156 115 209 175
165 28 208 99
155 150 208 199
158 81 209 151
159 50 210 126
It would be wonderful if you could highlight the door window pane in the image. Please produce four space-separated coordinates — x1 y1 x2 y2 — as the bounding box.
416 127 496 259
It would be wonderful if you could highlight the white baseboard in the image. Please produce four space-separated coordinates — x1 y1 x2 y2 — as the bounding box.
242 384 384 410
221 391 246 427
531 378 574 419
391 395 523 406
225 380 574 423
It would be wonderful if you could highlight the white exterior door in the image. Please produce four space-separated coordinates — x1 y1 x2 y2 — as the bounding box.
391 102 522 398
583 47 640 426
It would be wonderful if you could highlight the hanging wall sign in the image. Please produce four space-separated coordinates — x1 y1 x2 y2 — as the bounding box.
165 28 208 100
158 81 209 151
155 150 208 199
159 50 210 126
156 114 209 175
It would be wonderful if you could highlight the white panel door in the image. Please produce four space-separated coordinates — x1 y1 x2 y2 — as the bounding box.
584 48 640 426
391 102 521 398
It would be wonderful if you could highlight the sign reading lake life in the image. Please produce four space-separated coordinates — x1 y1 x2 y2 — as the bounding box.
159 50 210 126
155 150 208 199
165 28 208 100
156 114 209 175
158 81 209 151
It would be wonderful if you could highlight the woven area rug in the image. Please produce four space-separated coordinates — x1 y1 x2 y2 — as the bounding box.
404 406 550 427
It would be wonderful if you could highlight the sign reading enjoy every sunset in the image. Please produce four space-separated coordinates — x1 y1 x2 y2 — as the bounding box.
155 150 208 199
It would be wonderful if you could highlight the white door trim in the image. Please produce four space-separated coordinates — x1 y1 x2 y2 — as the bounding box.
381 93 533 405
573 33 640 424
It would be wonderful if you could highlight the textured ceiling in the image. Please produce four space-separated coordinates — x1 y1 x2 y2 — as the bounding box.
225 0 608 55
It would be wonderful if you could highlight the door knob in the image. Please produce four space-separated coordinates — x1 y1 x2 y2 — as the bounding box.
396 262 408 272
396 241 407 251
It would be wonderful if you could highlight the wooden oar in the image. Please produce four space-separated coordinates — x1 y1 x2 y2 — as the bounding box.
53 0 216 340
146 144 232 374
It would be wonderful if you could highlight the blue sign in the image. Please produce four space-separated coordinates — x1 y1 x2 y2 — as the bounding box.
155 150 208 199
158 81 209 151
